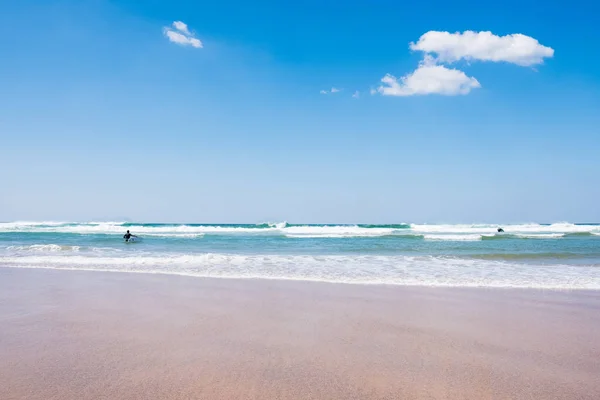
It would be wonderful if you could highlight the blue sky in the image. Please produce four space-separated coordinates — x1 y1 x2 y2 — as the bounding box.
1 0 599 223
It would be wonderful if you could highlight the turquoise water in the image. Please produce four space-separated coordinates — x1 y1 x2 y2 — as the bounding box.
1 222 600 289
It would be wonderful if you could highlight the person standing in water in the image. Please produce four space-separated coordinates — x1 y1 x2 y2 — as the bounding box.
123 230 137 242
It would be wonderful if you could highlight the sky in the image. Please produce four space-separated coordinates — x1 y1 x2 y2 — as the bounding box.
1 0 599 223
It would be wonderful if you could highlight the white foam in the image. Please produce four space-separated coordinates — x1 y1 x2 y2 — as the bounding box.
412 222 599 234
6 244 81 252
413 223 599 241
1 221 598 240
142 233 205 238
0 221 70 229
515 233 565 239
424 234 482 241
0 222 277 236
283 225 396 238
0 222 399 238
1 253 599 289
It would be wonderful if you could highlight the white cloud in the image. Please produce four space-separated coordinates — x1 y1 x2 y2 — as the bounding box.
172 21 191 35
378 57 480 96
374 30 553 97
320 87 341 94
410 31 554 66
163 21 203 48
352 91 360 98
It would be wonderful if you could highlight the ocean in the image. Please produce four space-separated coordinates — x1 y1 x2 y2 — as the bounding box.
1 221 599 289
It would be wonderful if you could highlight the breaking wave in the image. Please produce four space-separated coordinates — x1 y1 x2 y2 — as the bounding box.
6 244 81 252
1 253 599 289
1 221 598 240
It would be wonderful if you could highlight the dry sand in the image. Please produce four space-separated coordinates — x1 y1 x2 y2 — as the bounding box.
1 268 599 399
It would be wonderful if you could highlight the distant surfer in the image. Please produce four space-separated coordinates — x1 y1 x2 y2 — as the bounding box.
497 228 504 233
123 230 137 242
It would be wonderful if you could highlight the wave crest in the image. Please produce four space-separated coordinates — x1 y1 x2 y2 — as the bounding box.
2 253 599 289
1 221 598 240
6 244 81 252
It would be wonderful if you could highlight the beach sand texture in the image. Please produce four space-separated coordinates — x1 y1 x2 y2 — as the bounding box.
1 268 599 399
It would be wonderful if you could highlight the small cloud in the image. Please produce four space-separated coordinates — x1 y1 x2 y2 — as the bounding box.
352 91 360 99
163 21 203 48
378 57 480 96
172 21 191 36
320 87 341 94
410 30 554 66
164 30 202 48
370 88 377 95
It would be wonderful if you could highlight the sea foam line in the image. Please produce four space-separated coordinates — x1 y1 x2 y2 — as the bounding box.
1 221 598 239
1 254 599 290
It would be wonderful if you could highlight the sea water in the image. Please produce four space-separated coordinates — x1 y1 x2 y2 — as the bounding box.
1 221 599 289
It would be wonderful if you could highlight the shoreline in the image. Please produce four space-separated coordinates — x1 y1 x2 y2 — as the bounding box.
1 264 599 291
1 268 599 399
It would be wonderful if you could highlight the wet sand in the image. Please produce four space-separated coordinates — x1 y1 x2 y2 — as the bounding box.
1 268 599 399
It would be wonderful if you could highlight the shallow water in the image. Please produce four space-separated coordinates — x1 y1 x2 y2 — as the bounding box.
1 221 599 288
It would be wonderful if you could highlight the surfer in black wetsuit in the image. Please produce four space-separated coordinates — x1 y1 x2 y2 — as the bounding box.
123 230 137 242
497 228 504 233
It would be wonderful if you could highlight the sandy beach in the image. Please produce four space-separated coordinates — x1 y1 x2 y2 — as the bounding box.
1 268 599 399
